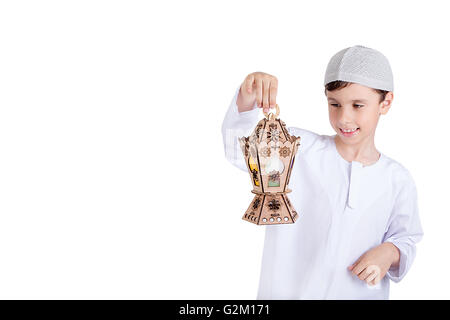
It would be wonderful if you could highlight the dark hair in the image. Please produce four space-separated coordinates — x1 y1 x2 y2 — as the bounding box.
324 80 388 104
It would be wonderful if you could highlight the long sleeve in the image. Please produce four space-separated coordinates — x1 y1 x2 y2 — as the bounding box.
383 170 424 283
221 86 260 172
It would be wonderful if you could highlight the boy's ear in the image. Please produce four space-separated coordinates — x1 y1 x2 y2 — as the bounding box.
380 91 394 115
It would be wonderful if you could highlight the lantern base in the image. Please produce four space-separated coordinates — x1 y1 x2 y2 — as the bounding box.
243 192 299 225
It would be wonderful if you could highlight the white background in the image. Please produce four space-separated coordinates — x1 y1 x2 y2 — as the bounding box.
0 0 448 299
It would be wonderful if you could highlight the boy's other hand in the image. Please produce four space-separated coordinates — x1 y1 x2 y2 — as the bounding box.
347 242 400 286
236 72 278 114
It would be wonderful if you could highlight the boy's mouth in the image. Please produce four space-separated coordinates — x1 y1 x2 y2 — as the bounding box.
339 127 360 137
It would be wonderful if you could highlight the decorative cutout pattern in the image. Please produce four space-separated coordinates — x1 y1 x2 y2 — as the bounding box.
260 146 271 158
267 199 281 211
255 124 263 138
252 198 261 210
267 127 280 142
279 146 291 158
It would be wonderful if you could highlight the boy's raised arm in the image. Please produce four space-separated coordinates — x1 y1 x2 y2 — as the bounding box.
221 85 259 172
221 72 279 172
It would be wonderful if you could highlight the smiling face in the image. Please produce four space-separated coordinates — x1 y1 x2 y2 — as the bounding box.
326 82 393 146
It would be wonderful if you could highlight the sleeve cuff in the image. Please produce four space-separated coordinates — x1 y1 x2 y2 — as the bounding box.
384 240 409 283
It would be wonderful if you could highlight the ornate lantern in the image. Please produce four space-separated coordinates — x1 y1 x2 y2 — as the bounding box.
238 105 301 225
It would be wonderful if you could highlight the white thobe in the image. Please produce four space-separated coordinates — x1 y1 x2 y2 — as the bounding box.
221 86 424 300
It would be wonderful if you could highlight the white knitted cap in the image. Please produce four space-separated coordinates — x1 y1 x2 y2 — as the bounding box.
324 45 394 92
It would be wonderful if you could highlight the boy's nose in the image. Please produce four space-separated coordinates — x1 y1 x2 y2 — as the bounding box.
338 110 354 125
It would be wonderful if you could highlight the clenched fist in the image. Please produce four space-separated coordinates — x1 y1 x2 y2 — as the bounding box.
236 72 278 114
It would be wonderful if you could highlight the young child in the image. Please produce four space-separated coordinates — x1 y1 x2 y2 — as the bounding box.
221 45 424 299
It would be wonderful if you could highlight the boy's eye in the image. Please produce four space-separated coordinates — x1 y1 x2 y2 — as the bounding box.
329 103 364 108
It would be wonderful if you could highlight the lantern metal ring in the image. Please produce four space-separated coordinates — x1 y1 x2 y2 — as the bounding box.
263 103 280 120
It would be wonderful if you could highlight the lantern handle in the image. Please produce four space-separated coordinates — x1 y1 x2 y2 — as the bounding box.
263 104 280 120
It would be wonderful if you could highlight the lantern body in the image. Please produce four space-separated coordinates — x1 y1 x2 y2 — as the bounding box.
238 115 301 225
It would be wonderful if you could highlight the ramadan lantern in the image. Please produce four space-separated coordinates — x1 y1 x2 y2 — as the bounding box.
238 105 301 225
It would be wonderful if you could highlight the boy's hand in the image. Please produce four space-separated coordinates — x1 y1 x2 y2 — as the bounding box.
236 72 278 114
348 242 400 286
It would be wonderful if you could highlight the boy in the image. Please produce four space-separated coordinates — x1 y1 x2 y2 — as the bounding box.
221 45 423 299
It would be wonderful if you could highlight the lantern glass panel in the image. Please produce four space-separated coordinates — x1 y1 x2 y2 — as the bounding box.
248 156 260 186
262 156 284 175
268 170 281 187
